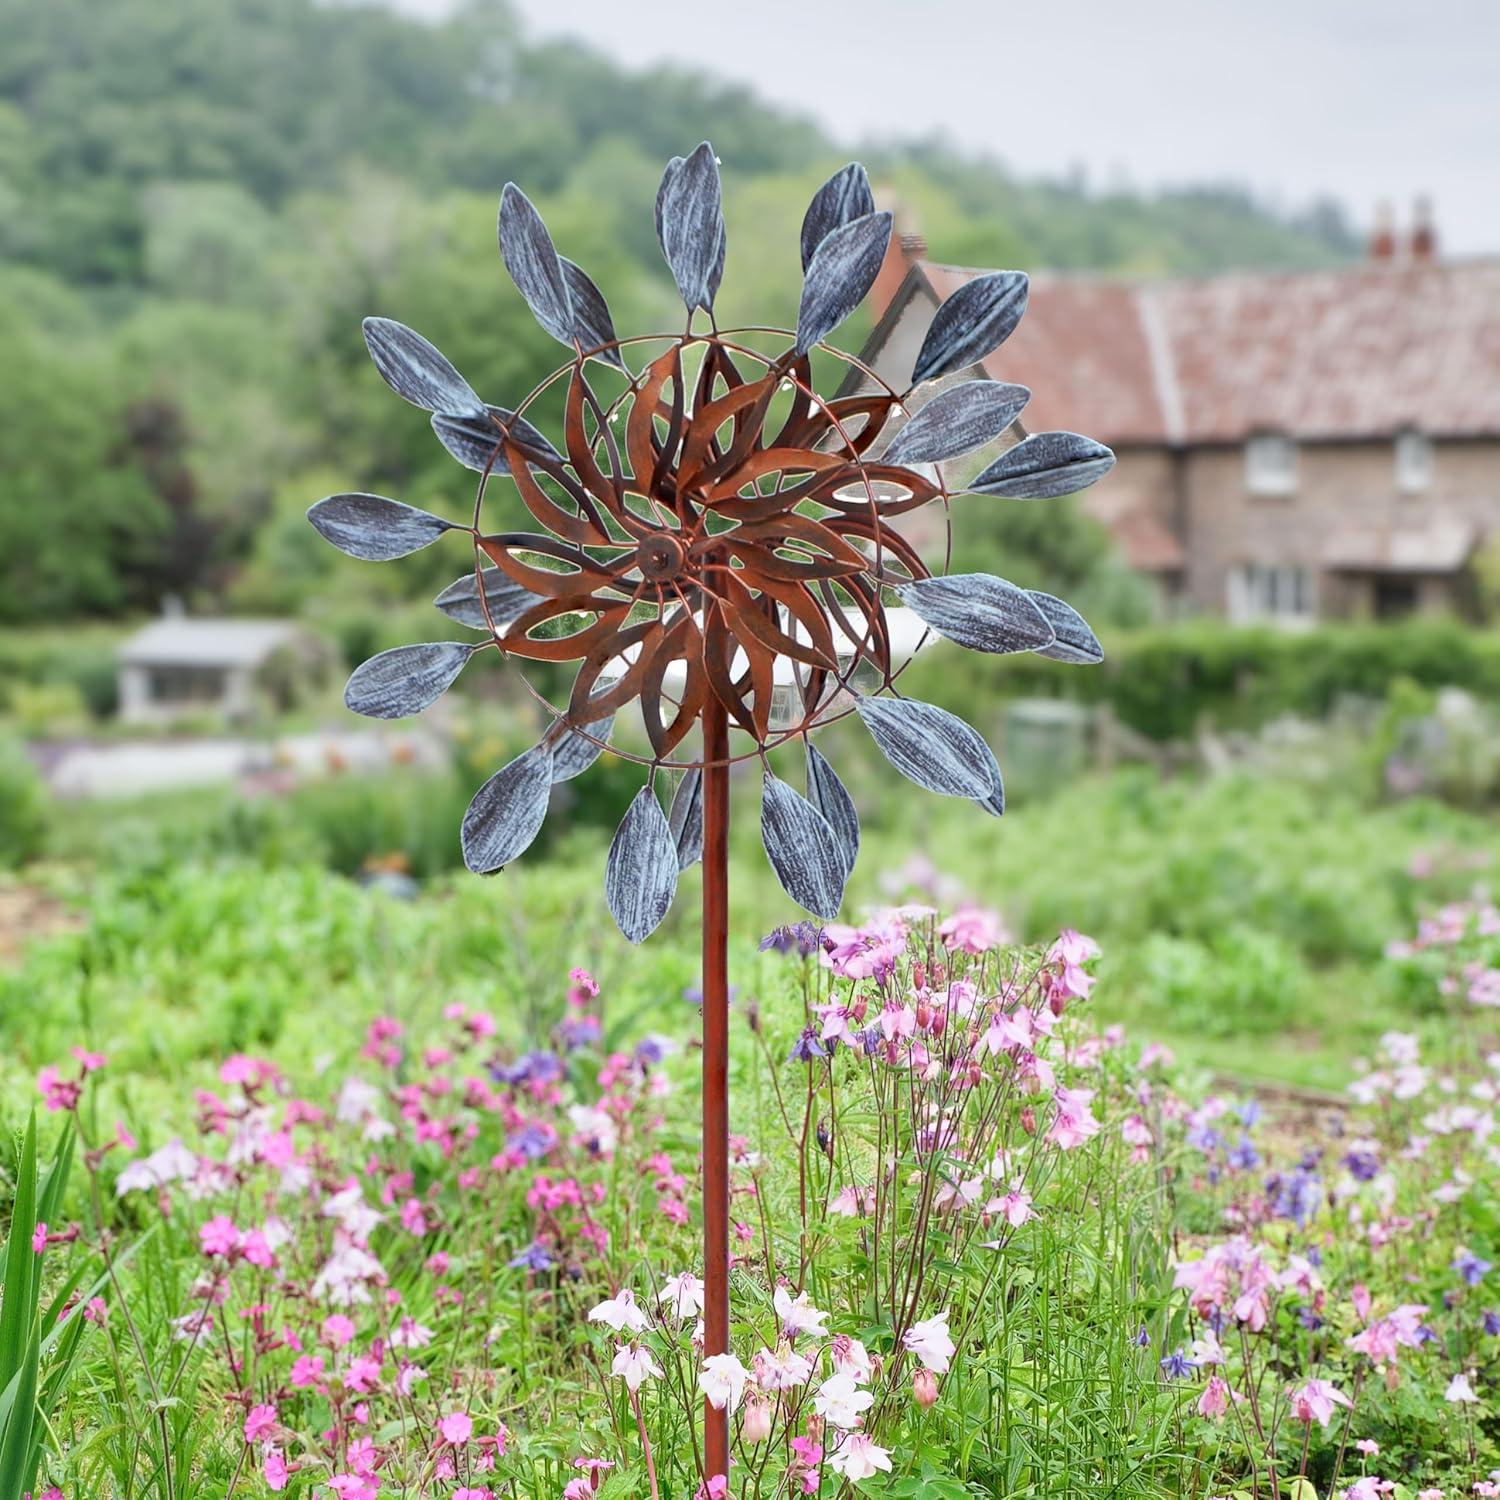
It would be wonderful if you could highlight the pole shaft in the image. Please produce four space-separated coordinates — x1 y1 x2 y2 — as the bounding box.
700 699 731 1485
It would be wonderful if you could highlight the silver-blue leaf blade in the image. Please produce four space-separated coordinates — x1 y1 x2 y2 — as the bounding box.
911 271 1029 387
855 695 996 799
550 715 614 783
805 743 860 879
498 184 574 346
1028 592 1104 664
668 768 704 870
361 318 486 419
968 431 1116 500
799 162 875 273
795 210 892 356
344 642 475 720
883 381 1031 467
461 743 555 874
894 573 1055 655
308 493 454 561
433 568 540 632
761 772 847 921
606 787 680 943
431 406 561 475
560 258 626 369
657 143 723 313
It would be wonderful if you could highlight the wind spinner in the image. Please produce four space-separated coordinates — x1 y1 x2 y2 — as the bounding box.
308 142 1112 1484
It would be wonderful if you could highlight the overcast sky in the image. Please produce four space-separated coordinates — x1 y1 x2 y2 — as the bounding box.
391 0 1500 254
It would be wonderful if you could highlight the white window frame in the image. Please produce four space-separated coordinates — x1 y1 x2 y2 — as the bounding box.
1227 563 1316 623
1245 432 1298 496
1394 428 1433 494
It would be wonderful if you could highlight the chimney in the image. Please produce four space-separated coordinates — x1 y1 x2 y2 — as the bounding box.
1410 195 1437 262
1368 200 1395 261
869 191 926 320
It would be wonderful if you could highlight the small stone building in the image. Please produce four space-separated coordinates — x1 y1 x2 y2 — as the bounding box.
117 614 322 724
851 214 1500 621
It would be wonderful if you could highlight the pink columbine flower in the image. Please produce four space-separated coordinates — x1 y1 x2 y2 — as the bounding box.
1289 1377 1354 1427
587 1288 648 1334
1198 1376 1232 1419
611 1343 662 1393
829 1432 894 1480
699 1353 751 1411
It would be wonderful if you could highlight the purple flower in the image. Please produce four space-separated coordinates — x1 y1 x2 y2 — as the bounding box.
1298 1307 1324 1331
1228 1137 1260 1171
1159 1349 1197 1379
1134 1325 1151 1347
789 1027 828 1063
1482 1310 1500 1336
556 1015 601 1051
508 1241 554 1272
1453 1249 1492 1287
759 922 823 958
506 1122 557 1160
1238 1099 1263 1129
1342 1146 1380 1182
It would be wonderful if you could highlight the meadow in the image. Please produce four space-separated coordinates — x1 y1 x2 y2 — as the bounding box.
2 736 1498 1498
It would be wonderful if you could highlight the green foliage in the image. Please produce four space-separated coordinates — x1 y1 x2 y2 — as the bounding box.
905 617 1500 743
0 739 47 869
0 0 1356 621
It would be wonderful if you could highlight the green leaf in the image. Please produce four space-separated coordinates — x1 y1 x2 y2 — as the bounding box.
0 1115 40 1394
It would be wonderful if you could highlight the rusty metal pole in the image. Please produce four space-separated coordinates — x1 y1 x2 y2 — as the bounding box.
700 697 731 1485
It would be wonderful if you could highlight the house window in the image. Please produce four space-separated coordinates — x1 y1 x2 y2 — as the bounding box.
1245 432 1297 496
1394 428 1432 493
1227 564 1316 622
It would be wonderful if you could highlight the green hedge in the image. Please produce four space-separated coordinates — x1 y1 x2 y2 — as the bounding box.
902 618 1500 741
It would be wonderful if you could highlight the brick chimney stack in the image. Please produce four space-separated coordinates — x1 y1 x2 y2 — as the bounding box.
870 191 926 320
1369 200 1396 261
1410 195 1437 262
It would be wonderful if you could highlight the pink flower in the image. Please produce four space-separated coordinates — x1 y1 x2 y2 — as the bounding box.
1289 1377 1354 1427
199 1216 239 1258
439 1411 474 1445
902 1310 955 1374
243 1403 277 1443
322 1314 356 1348
31 1223 46 1255
938 906 1008 954
326 1477 378 1500
262 1447 290 1492
1197 1376 1232 1419
1354 1439 1380 1456
1046 1087 1100 1150
289 1354 325 1389
36 1066 80 1113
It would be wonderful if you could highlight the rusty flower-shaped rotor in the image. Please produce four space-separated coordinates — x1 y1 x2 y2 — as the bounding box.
309 146 1116 941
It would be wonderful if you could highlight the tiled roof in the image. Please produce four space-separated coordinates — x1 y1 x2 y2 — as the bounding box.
912 257 1500 446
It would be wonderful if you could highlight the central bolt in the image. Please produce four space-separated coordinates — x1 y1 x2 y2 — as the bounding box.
637 532 685 581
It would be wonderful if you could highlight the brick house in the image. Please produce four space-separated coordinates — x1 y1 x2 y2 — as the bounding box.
849 220 1500 621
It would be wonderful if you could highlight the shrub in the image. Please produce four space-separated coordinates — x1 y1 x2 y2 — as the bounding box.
0 738 47 868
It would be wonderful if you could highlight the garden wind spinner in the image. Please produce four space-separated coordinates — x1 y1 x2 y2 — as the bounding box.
307 142 1112 1482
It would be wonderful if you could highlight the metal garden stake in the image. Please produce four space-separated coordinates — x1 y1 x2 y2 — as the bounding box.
308 143 1112 1488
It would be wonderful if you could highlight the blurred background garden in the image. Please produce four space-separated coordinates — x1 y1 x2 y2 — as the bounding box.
2 0 1498 1094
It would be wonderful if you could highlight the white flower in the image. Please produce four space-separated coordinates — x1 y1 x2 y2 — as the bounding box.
829 1432 893 1481
568 1103 619 1157
612 1343 662 1393
812 1370 874 1430
115 1138 199 1197
588 1288 648 1334
321 1183 383 1241
774 1285 830 1340
390 1316 434 1350
831 1336 874 1382
658 1272 705 1322
1444 1371 1479 1404
753 1344 814 1391
310 1239 387 1306
903 1310 956 1375
699 1352 750 1411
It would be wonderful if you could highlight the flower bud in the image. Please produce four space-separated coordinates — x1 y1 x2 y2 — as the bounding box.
1020 1105 1036 1136
851 996 868 1023
915 1000 932 1031
929 1008 947 1038
912 1368 939 1408
742 1397 772 1443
